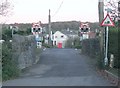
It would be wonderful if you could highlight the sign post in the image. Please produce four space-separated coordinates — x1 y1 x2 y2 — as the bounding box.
100 13 115 65
105 26 108 65
32 22 43 48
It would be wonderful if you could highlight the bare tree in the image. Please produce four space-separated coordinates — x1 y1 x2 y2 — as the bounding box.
104 0 118 21
0 0 11 16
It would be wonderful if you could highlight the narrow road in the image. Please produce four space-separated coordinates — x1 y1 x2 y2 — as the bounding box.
3 48 113 86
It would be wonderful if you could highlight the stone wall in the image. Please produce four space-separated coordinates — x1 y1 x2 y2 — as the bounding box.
12 34 39 70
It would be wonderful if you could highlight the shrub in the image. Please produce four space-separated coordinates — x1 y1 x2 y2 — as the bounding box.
42 43 51 48
16 30 26 35
108 27 119 68
2 28 20 81
65 38 74 48
2 42 20 81
81 38 100 58
26 28 31 35
96 52 104 69
65 37 81 48
81 38 105 69
2 29 12 41
74 45 82 49
14 28 31 35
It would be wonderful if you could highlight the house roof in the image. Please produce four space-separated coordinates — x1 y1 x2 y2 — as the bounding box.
61 30 77 35
53 31 66 36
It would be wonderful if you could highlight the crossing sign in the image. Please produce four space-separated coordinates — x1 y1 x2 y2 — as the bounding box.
100 14 115 27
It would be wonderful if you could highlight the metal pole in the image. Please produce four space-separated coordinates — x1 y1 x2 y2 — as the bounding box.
104 26 108 65
0 24 2 86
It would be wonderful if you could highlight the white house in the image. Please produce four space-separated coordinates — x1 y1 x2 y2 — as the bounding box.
44 34 49 44
52 31 68 48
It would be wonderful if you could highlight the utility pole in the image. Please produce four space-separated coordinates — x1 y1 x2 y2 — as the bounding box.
0 24 2 40
48 9 52 46
98 0 104 24
98 0 104 58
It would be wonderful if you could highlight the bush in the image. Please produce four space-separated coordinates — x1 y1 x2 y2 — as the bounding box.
65 37 81 48
65 38 74 48
26 28 31 35
74 45 82 49
81 38 100 58
2 42 20 81
2 28 20 81
2 29 12 41
14 27 31 35
108 27 119 68
16 30 26 35
96 52 104 69
81 38 105 69
42 43 51 48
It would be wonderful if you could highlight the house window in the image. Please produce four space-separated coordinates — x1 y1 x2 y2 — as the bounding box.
55 36 57 38
54 41 56 45
61 35 64 38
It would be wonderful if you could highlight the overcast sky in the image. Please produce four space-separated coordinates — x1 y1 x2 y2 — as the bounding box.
2 0 114 24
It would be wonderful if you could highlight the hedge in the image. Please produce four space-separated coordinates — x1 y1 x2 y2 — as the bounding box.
81 38 100 58
81 27 119 69
2 42 20 81
2 29 20 81
81 38 104 69
108 27 119 68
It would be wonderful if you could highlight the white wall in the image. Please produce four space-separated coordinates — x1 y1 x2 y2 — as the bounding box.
52 31 68 48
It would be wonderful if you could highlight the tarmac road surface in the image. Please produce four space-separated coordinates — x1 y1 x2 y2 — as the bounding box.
3 48 114 86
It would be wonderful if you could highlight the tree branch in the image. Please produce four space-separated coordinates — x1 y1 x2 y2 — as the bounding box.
0 0 10 16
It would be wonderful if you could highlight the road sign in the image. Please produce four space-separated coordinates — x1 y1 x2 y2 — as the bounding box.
35 34 40 41
101 13 115 65
100 14 115 27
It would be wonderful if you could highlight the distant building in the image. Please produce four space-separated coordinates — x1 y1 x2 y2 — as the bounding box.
44 34 49 44
52 31 68 48
61 30 78 39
